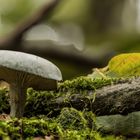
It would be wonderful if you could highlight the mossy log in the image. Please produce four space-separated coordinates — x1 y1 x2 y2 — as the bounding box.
89 77 140 115
0 77 140 116
48 77 140 116
1 77 140 137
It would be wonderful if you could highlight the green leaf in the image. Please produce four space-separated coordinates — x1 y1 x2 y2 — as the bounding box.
107 53 140 77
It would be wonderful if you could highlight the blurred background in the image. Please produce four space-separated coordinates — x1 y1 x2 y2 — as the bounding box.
0 0 140 79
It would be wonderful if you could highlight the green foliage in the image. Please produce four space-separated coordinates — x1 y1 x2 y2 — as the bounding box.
51 0 90 24
0 77 138 139
89 53 140 78
0 119 21 139
0 117 58 139
58 76 118 91
25 88 59 117
0 0 56 36
0 77 126 117
107 53 140 77
0 89 9 114
0 108 124 140
57 108 88 130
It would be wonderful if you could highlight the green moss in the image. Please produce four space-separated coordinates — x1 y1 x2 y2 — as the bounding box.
25 88 58 117
0 108 125 140
0 76 138 139
0 117 58 139
57 108 88 130
0 76 131 117
0 88 10 114
58 76 119 91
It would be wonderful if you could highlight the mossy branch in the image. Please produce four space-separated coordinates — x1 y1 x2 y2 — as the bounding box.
24 77 140 117
55 77 140 116
1 77 140 117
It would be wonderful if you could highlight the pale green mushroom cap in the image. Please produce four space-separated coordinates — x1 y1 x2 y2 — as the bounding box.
0 50 62 90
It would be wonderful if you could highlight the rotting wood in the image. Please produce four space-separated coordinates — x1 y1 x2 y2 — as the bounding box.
47 77 140 116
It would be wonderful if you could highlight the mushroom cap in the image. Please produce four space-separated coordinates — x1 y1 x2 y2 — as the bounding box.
0 50 62 90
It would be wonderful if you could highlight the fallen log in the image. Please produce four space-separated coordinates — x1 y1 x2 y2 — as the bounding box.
45 77 140 116
1 77 140 116
1 76 140 137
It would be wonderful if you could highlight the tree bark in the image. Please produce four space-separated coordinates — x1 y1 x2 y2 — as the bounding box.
48 77 140 116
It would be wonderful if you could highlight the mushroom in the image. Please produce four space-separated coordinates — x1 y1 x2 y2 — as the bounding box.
0 50 62 118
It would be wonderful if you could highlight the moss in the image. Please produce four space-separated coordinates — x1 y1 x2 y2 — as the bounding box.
0 117 58 139
57 108 88 130
0 76 132 117
0 88 10 114
58 76 119 91
24 77 126 117
0 76 139 139
0 108 125 140
25 88 59 117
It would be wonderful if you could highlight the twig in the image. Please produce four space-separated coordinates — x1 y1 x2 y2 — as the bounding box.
0 0 59 50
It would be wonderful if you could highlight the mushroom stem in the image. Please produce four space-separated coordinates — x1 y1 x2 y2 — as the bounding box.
9 83 26 118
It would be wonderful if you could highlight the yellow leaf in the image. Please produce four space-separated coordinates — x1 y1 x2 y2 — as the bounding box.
106 53 140 77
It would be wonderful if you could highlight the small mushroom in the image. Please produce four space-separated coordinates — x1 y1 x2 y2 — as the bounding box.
0 50 62 118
